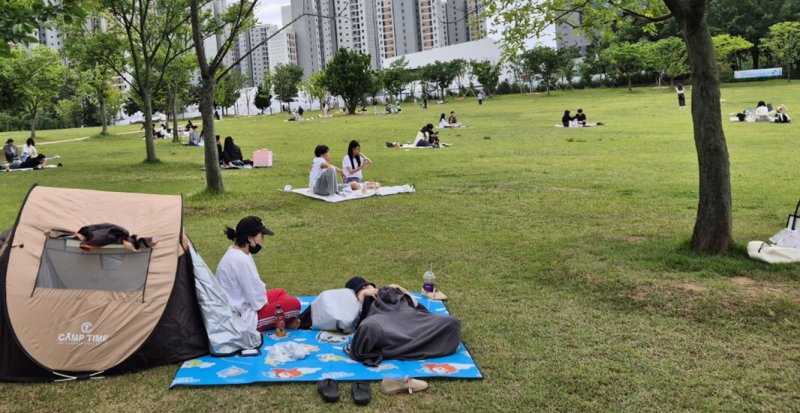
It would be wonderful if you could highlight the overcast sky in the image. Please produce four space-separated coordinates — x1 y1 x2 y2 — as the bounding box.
254 1 287 26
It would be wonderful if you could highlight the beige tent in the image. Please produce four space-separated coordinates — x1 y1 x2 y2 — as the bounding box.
0 185 208 381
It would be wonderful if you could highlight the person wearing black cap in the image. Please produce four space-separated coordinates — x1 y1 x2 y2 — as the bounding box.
3 139 19 163
215 216 301 332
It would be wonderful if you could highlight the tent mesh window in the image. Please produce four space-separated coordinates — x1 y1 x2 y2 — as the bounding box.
35 238 152 292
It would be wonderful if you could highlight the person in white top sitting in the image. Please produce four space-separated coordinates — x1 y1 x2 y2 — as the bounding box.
309 144 345 196
342 140 380 191
20 138 38 162
755 101 771 122
438 113 450 128
216 216 301 332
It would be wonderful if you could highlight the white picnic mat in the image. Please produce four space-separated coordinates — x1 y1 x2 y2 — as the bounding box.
284 184 415 202
390 143 452 149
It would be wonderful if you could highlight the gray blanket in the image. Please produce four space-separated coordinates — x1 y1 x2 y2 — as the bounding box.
347 287 461 366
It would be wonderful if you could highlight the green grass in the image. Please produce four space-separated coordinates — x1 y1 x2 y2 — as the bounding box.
1 79 800 412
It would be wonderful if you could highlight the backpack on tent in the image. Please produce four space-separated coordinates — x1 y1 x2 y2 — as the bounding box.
0 185 257 382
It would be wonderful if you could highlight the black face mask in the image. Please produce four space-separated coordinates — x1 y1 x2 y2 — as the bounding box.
249 243 263 255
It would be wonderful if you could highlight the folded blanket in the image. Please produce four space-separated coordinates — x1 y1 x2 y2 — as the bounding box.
284 185 415 202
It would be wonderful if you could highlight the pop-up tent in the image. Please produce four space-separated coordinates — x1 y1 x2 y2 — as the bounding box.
0 185 257 382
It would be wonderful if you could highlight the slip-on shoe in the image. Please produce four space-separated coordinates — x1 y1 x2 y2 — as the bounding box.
351 381 371 406
317 378 340 403
380 376 428 394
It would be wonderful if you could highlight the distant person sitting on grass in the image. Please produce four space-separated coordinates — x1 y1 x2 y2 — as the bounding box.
415 124 440 147
3 139 19 163
21 138 38 162
309 144 346 196
447 111 460 127
222 136 253 167
561 110 573 127
187 125 202 146
574 109 587 126
774 105 791 123
342 140 380 191
438 113 450 128
755 101 771 122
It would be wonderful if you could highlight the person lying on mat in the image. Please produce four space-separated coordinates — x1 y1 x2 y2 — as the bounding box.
223 136 253 167
216 216 301 332
19 153 48 169
310 144 346 196
342 140 380 191
341 277 461 365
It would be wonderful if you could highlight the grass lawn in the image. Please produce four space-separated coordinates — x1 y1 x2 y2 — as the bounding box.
1 79 799 412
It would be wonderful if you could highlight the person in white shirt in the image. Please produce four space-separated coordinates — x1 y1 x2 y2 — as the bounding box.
216 216 301 332
310 144 345 195
755 101 771 121
342 140 380 191
20 138 38 162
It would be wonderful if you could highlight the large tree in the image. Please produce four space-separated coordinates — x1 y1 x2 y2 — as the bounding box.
520 46 568 95
470 60 502 96
421 60 461 102
760 21 800 82
272 64 304 111
8 46 66 138
485 0 733 253
322 48 373 115
101 0 192 163
381 57 411 103
63 18 123 136
601 41 649 90
254 74 273 114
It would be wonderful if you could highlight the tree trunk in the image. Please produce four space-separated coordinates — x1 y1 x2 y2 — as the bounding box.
171 90 180 143
190 0 223 193
200 73 223 192
627 75 632 91
751 46 760 69
142 89 157 163
668 1 732 253
29 107 37 139
98 88 108 136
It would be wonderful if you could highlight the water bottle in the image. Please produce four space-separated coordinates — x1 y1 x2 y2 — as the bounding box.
274 304 286 337
422 263 436 294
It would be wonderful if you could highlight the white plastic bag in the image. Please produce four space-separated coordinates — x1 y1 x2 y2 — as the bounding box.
267 342 309 364
311 288 361 333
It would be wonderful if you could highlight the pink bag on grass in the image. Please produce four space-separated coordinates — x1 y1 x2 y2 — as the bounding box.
253 149 272 167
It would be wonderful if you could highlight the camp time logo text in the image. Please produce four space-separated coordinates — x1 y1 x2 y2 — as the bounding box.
57 321 109 346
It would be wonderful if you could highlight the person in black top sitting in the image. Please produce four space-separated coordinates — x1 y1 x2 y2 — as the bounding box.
215 135 226 166
222 136 253 167
561 110 573 127
574 108 587 126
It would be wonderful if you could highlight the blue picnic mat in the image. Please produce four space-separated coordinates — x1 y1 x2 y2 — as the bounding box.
171 294 482 387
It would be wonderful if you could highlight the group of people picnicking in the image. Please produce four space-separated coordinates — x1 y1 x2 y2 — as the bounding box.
3 138 54 170
308 140 380 195
733 101 791 123
214 214 460 397
561 108 602 127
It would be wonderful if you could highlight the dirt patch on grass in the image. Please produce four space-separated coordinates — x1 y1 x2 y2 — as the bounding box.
625 236 648 243
674 281 707 292
631 285 650 301
731 276 755 286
